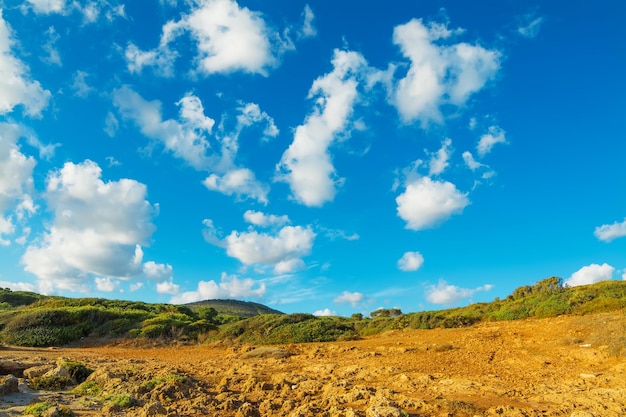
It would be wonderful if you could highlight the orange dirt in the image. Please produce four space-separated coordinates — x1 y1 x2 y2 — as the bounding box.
1 312 625 416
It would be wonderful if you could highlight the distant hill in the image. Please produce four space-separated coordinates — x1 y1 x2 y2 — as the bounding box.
184 299 284 317
1 277 625 348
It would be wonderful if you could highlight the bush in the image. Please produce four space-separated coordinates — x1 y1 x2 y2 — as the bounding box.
23 402 52 416
105 394 135 408
72 380 102 396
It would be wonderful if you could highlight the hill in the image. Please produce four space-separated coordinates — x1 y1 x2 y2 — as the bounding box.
184 299 283 317
0 277 625 347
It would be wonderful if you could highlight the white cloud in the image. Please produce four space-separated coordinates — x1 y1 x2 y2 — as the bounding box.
594 218 626 242
299 4 317 38
0 123 37 245
462 151 484 171
156 279 180 295
203 218 315 273
313 308 336 317
42 26 62 66
0 280 36 292
114 87 271 203
276 49 368 206
24 0 66 14
429 138 452 176
396 176 469 230
95 276 117 292
23 0 125 23
170 273 265 303
398 251 424 272
236 102 279 141
334 291 364 307
477 125 506 156
391 19 500 126
565 263 615 287
426 279 492 305
21 160 159 293
203 168 269 204
104 112 119 137
243 210 289 227
518 15 543 39
71 71 94 98
114 87 214 170
0 11 51 117
143 261 173 281
126 0 293 77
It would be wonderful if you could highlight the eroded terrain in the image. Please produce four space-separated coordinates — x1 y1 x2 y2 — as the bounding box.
1 312 625 416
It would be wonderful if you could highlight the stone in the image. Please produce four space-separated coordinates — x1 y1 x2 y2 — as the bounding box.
365 406 403 417
0 374 19 395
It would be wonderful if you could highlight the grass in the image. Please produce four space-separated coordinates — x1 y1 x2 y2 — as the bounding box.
23 402 52 416
104 394 135 408
2 277 626 347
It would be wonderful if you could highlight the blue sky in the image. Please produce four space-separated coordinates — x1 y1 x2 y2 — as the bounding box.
0 0 625 316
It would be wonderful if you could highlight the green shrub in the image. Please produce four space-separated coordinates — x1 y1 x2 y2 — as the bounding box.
105 394 135 408
71 380 102 396
23 402 52 416
29 375 72 390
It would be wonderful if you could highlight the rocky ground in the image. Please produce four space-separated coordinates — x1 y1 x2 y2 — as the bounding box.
1 312 625 417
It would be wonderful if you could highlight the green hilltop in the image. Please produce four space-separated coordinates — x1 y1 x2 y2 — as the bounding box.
0 277 625 348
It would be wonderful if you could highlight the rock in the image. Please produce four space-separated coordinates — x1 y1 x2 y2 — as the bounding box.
42 365 70 380
24 365 54 379
42 407 61 417
240 347 293 359
365 406 403 417
570 412 595 417
0 360 24 377
0 374 19 395
236 401 260 417
141 401 168 416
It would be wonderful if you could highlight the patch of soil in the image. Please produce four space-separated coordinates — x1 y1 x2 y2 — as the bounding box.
1 312 625 416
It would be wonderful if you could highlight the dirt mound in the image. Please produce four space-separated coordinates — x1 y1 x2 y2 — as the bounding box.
1 312 625 416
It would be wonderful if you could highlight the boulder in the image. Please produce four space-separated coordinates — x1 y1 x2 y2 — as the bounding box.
365 406 403 417
24 364 54 379
0 374 19 395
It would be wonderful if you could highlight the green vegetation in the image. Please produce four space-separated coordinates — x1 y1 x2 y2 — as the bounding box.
1 277 625 347
71 380 103 396
105 394 135 408
23 402 52 416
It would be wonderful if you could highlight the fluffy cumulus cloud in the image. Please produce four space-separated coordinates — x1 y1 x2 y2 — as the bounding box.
594 218 626 242
0 280 36 292
565 263 615 287
477 125 506 156
276 49 369 206
391 19 500 126
397 251 424 271
203 168 269 204
170 273 265 304
114 87 272 203
21 160 160 293
334 291 364 307
126 0 295 76
243 210 289 227
396 176 469 230
0 11 50 116
0 124 37 245
203 213 315 273
156 279 180 295
313 308 336 317
426 280 493 305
